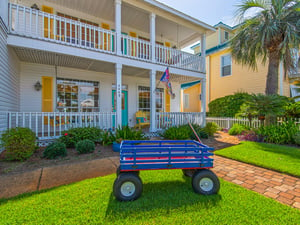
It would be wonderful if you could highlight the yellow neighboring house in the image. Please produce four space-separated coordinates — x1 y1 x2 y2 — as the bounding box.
191 22 299 110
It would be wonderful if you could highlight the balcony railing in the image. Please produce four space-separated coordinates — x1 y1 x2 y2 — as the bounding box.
9 4 115 53
0 111 116 140
8 3 205 73
155 112 204 130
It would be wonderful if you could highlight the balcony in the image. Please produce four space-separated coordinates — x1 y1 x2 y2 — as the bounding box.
8 3 205 73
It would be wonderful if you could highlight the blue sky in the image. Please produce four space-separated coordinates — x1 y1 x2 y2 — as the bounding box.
156 0 241 26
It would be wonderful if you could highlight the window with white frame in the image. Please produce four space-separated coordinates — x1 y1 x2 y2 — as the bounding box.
224 31 229 41
138 86 163 112
221 54 232 77
56 78 99 112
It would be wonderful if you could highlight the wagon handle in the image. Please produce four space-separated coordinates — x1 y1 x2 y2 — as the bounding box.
184 115 202 144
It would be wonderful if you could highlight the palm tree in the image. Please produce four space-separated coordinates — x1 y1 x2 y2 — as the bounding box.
230 0 300 95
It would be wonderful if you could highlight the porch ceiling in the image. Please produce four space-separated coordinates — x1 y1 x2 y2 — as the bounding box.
13 47 200 83
44 0 204 48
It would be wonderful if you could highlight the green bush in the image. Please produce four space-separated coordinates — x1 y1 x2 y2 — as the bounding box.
208 92 252 117
229 124 249 135
162 126 191 140
0 127 37 161
101 130 116 146
43 142 67 159
256 120 299 145
59 127 103 147
293 132 300 146
115 125 145 142
162 124 209 140
76 139 95 154
203 122 219 136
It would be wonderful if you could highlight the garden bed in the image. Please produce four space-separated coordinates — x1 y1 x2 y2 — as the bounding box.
0 144 119 175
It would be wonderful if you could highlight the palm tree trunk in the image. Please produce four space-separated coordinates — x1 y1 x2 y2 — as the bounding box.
265 51 280 95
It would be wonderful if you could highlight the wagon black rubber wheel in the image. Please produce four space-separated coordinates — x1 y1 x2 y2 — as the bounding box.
113 173 143 201
116 166 140 176
192 169 220 195
182 169 197 177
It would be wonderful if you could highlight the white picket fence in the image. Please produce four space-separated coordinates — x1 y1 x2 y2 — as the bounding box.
206 117 300 129
0 111 116 140
156 112 204 130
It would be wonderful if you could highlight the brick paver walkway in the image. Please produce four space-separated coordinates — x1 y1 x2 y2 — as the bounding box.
203 132 300 209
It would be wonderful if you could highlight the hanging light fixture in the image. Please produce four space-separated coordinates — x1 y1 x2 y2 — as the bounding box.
34 81 42 91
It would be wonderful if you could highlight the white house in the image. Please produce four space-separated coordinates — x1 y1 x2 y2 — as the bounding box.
0 0 214 139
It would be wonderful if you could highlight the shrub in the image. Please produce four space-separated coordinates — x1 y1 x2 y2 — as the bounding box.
43 142 67 159
256 120 299 145
101 130 116 146
0 127 37 161
59 127 103 147
115 125 145 142
162 124 209 140
162 126 191 140
203 122 219 136
229 123 249 135
238 130 258 142
76 139 95 154
208 92 251 117
294 132 300 146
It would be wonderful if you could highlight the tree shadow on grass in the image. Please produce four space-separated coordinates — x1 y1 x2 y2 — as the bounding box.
249 142 300 160
105 178 222 221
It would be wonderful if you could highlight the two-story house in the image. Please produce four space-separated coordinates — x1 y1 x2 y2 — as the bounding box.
0 0 215 139
191 22 298 109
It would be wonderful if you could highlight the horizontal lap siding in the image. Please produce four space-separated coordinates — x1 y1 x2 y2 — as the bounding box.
0 20 20 151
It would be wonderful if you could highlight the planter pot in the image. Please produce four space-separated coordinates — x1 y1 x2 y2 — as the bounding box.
112 142 121 152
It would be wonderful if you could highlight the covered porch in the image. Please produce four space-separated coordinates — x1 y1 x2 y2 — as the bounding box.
0 48 206 140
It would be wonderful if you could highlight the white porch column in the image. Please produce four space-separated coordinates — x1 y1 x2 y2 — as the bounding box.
201 33 206 73
115 63 122 127
0 0 8 28
115 0 122 55
149 13 156 62
201 79 207 127
150 69 156 132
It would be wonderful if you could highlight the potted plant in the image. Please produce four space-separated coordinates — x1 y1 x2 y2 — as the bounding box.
112 138 123 152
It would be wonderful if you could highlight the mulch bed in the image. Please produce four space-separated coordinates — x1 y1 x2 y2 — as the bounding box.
0 132 238 176
0 144 119 175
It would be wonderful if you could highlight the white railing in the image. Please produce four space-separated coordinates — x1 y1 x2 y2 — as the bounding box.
156 112 204 130
155 44 205 72
206 117 260 129
9 3 115 53
0 112 116 140
8 3 205 73
206 117 300 129
121 34 151 61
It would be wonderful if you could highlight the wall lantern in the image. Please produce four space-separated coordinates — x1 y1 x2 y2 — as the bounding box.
34 81 42 91
31 4 40 10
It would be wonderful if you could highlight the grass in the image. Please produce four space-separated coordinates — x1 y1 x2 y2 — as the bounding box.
215 141 300 177
0 170 299 224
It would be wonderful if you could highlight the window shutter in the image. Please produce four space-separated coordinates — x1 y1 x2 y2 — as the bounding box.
42 76 53 112
42 6 54 38
165 89 170 112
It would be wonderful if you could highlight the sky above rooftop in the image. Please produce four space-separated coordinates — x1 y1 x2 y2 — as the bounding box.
156 0 241 27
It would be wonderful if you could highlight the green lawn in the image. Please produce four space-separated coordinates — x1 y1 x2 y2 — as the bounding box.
0 170 299 224
215 141 300 177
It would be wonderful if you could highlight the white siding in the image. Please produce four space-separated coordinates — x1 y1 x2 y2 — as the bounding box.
0 19 20 134
20 63 180 127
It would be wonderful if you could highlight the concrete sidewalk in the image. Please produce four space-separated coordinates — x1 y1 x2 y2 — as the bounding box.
0 157 119 199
